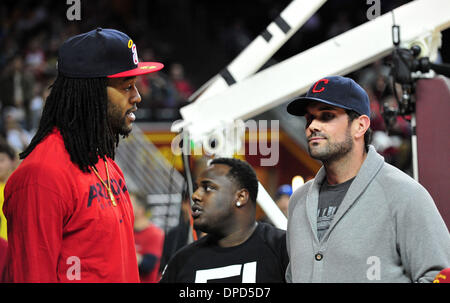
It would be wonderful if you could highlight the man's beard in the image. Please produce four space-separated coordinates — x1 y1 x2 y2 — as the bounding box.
107 103 133 137
308 128 353 163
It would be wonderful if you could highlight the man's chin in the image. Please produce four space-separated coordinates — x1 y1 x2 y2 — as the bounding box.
193 221 208 233
308 146 326 159
117 124 132 137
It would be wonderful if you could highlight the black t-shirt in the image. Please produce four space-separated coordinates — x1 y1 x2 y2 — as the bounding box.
317 177 355 241
159 222 288 283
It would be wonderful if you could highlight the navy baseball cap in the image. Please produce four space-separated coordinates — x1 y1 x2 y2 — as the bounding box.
277 184 293 197
57 27 163 78
287 76 370 117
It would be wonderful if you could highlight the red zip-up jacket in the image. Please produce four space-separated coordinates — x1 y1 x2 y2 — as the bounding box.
2 128 139 282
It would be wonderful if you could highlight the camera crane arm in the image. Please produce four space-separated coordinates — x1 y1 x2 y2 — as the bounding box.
174 0 450 230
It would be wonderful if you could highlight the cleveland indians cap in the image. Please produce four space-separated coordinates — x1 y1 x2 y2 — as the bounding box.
57 27 164 78
287 76 370 117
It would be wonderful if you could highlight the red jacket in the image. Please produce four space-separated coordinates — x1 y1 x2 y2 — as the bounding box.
0 238 7 280
134 223 164 283
3 129 139 282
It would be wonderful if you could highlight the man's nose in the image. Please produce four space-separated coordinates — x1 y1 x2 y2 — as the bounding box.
306 118 321 135
192 188 202 203
130 86 142 104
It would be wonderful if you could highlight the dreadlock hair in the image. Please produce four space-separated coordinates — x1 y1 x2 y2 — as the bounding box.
209 157 259 204
20 75 118 173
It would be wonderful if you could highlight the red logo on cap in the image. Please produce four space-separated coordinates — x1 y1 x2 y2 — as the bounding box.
312 79 329 93
132 44 138 65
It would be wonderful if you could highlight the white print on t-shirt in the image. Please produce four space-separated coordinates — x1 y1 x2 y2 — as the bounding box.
194 262 257 283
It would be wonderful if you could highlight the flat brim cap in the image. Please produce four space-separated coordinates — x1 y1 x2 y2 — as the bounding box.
57 27 163 78
287 96 354 116
107 62 164 78
287 76 370 117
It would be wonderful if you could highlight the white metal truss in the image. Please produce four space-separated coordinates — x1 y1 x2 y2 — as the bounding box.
187 0 327 104
116 125 185 232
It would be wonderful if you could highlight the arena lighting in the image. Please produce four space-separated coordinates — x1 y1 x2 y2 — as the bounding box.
292 176 305 192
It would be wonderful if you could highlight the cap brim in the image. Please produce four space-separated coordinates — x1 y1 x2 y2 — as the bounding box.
287 96 353 116
107 62 164 78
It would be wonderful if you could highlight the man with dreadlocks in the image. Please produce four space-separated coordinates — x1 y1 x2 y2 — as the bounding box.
1 28 164 282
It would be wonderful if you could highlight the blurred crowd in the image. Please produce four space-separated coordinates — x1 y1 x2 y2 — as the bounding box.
0 0 419 168
0 0 441 281
0 1 199 157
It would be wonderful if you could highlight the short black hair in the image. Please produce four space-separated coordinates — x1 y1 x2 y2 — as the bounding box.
0 139 16 161
209 157 258 204
345 109 372 152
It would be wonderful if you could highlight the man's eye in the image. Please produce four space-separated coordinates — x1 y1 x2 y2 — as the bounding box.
204 185 214 192
304 116 313 128
124 85 132 91
321 112 334 121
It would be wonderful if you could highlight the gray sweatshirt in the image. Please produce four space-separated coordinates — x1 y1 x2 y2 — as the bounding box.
286 145 450 283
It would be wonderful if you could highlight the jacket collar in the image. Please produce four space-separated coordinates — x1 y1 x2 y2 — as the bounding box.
305 145 385 243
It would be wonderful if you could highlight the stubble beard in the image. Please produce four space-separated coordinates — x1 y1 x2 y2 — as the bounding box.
308 128 354 164
107 103 132 138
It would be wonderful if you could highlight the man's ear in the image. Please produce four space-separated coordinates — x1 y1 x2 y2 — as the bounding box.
235 189 250 207
353 115 371 140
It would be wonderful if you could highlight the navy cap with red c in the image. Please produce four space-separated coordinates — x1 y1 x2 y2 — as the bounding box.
287 76 370 117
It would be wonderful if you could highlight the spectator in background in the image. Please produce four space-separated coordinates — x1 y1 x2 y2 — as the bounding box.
275 184 292 217
0 139 17 241
25 36 46 78
131 191 165 283
357 62 413 174
147 71 178 121
169 62 194 103
258 184 293 225
3 106 33 153
135 70 152 121
135 48 179 121
0 55 34 130
28 81 46 134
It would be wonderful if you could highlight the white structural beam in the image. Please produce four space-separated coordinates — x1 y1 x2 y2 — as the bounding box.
258 183 287 230
172 0 328 230
179 0 450 142
188 0 327 104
